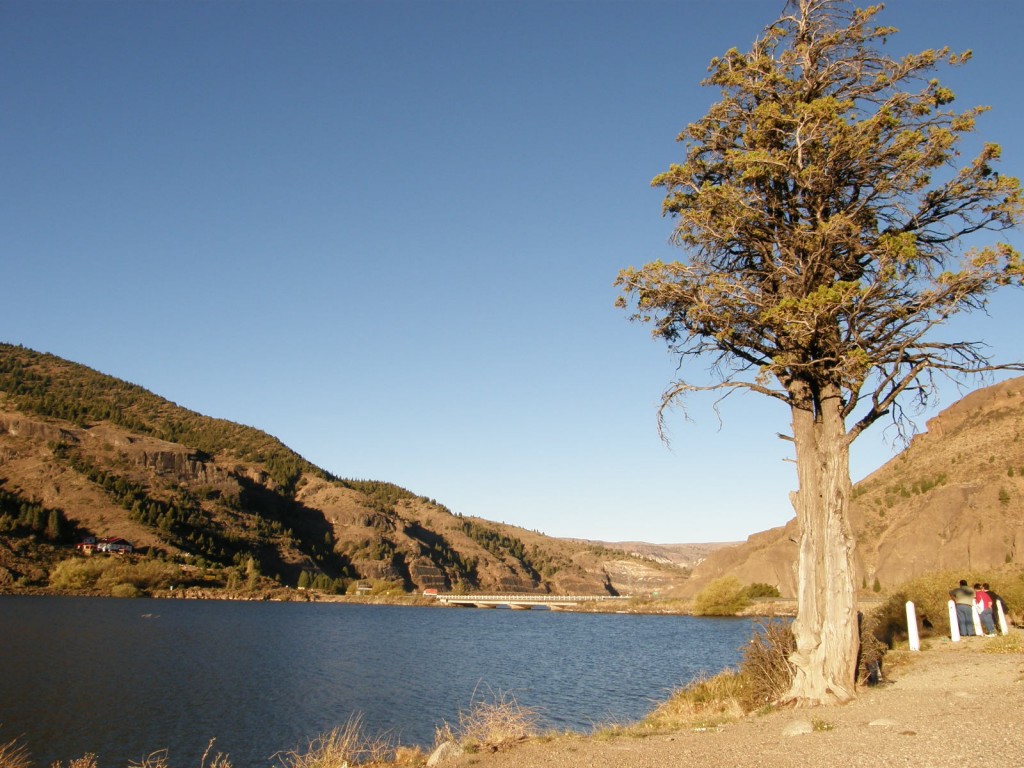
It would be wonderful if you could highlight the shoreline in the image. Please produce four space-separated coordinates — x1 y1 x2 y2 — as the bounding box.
0 586 801 616
434 634 1024 768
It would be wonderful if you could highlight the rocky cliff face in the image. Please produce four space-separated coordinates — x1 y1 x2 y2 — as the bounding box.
682 377 1024 597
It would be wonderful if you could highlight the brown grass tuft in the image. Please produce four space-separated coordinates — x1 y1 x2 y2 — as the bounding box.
640 670 747 732
738 619 795 710
435 686 540 752
0 736 30 768
274 714 395 768
50 755 98 768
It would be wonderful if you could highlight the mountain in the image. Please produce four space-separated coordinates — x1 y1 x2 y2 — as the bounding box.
589 541 735 569
682 376 1024 597
7 341 1019 603
0 343 690 596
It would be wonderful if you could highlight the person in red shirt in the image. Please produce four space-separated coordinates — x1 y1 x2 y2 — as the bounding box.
973 583 997 636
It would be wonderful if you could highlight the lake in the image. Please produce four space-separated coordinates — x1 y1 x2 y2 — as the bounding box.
0 596 755 767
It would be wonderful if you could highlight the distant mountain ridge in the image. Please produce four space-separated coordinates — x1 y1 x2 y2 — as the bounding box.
0 343 691 596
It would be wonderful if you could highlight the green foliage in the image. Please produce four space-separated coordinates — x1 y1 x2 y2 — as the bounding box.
0 483 73 543
743 582 780 599
873 569 1024 643
341 479 417 515
0 343 321 492
460 520 539 580
297 570 346 594
48 557 184 595
109 582 142 598
349 579 405 596
461 521 524 560
692 576 751 616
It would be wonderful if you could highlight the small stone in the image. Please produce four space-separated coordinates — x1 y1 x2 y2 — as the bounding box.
783 720 814 737
868 718 900 728
426 741 465 767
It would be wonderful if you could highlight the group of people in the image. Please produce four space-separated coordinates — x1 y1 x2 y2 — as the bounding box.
948 579 1007 637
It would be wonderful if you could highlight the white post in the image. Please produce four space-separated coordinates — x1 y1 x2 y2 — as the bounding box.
997 600 1009 635
906 601 921 651
972 603 984 637
948 599 961 642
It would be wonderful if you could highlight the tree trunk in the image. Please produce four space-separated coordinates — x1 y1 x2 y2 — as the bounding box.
784 382 859 706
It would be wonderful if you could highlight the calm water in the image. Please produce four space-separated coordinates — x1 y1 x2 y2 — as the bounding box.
0 596 754 767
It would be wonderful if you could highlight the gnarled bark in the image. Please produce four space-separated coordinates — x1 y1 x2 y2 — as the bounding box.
784 382 858 705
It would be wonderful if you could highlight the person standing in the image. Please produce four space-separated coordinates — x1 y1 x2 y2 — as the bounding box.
983 582 1008 632
949 579 976 637
973 583 997 636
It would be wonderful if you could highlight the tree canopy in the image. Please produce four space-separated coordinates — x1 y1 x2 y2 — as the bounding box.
619 0 1022 439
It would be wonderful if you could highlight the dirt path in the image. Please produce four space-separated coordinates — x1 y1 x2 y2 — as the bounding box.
442 636 1024 768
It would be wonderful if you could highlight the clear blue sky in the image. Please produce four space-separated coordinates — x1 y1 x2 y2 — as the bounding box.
3 1 1022 543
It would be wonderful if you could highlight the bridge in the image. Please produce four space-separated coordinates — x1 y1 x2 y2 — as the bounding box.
429 593 631 610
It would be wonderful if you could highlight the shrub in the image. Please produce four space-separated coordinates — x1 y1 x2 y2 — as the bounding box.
738 619 795 710
48 557 182 596
858 610 887 684
743 582 781 599
274 714 393 768
692 576 751 615
435 686 539 752
872 569 1024 640
110 583 142 598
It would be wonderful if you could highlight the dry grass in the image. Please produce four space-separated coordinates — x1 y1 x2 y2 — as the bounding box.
0 736 30 768
982 629 1024 654
636 670 747 733
50 756 98 768
126 739 233 768
274 715 396 768
44 730 418 768
738 619 795 710
435 686 540 753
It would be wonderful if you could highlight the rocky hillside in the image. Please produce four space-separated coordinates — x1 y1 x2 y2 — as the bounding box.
683 376 1024 597
0 343 689 596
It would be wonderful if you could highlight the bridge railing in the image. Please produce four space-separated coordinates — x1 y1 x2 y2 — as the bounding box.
431 593 629 603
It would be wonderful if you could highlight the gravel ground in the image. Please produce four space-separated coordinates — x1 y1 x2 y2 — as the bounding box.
440 635 1024 768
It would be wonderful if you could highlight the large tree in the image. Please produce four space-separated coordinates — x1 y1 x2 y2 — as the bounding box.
617 0 1023 705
